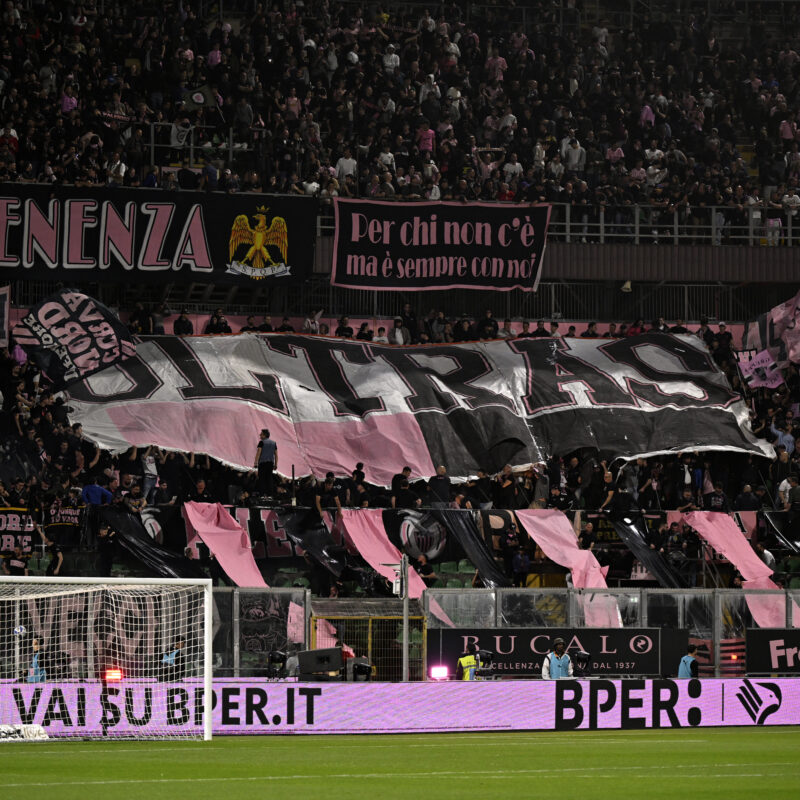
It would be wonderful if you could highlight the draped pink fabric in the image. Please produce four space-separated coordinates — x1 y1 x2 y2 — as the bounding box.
683 511 798 628
516 509 621 628
339 509 429 599
182 502 267 587
340 509 453 625
287 601 305 643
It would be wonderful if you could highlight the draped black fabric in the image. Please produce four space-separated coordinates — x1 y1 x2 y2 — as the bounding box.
276 509 348 577
434 509 511 588
763 511 800 553
99 506 206 579
610 516 684 589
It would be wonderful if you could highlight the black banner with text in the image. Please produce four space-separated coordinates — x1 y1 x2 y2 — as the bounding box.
12 289 136 389
0 185 316 284
746 629 800 674
427 627 688 677
331 199 551 292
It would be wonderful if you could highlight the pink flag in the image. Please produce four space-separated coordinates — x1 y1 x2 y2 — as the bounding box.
744 289 800 367
287 601 305 643
684 511 799 628
339 509 430 599
339 509 453 625
516 509 621 627
182 502 268 587
683 512 772 581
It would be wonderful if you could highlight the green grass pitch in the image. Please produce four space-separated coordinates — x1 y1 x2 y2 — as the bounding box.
4 727 799 800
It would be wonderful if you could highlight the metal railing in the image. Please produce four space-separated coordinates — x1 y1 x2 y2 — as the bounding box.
319 202 800 248
145 121 247 169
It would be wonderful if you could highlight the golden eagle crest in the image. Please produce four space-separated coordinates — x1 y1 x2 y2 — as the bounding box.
228 206 288 277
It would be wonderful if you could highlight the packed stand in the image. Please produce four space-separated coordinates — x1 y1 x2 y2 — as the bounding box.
3 3 800 241
2 301 800 591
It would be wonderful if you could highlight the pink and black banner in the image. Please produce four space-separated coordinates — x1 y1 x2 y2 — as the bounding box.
0 184 316 285
63 332 772 485
2 678 799 736
12 289 136 389
743 289 800 368
738 349 784 388
331 199 551 292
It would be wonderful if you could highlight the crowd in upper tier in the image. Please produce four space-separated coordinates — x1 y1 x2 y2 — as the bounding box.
3 1 800 242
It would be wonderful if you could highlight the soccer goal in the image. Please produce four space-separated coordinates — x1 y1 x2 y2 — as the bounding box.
0 577 213 740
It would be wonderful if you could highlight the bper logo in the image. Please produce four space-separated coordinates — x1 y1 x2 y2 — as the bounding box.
736 678 782 725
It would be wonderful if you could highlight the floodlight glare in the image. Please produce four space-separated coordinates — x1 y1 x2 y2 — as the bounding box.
430 665 449 680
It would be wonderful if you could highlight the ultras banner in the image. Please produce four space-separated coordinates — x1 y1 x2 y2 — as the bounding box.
6 677 799 735
0 185 316 284
63 332 772 486
0 508 36 553
331 199 551 291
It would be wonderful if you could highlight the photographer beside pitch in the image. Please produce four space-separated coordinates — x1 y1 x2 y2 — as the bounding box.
542 637 574 680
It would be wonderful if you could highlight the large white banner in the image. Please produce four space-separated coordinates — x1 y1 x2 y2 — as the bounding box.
64 332 772 486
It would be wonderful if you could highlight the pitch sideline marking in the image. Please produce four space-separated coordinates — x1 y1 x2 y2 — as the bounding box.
3 761 794 788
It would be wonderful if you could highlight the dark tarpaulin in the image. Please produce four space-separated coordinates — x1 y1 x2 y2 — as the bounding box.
763 511 800 553
99 506 206 579
434 509 511 589
276 509 348 577
610 515 684 589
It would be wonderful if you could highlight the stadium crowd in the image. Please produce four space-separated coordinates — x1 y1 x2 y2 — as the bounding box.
3 2 800 241
2 303 800 589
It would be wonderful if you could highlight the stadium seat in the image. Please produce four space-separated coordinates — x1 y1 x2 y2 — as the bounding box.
457 559 473 573
446 578 463 588
439 561 459 573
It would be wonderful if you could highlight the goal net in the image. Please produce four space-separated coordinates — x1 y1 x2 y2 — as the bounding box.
0 577 212 740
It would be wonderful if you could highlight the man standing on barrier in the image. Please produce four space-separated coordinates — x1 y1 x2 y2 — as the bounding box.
254 428 278 498
678 643 699 678
455 643 479 681
542 637 574 679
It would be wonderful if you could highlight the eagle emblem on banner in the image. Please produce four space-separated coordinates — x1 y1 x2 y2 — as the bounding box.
226 206 290 279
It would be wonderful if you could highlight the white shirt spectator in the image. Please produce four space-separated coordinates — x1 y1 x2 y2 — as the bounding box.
383 47 400 74
645 146 665 163
335 155 357 182
782 191 800 216
503 159 523 182
377 149 396 172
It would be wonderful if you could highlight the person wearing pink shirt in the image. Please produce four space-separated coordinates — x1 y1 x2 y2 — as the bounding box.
417 122 435 154
60 85 78 114
485 48 507 81
207 44 222 68
606 143 625 164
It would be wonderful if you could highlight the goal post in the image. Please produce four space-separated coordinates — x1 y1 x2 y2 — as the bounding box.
0 576 213 741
